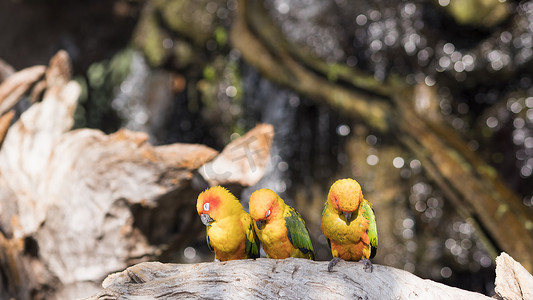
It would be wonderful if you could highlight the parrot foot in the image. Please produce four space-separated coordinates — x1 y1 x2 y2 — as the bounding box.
361 258 373 273
327 257 344 272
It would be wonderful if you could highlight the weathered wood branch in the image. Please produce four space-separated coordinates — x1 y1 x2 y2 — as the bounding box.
0 65 45 115
85 258 496 300
230 0 533 271
495 253 533 300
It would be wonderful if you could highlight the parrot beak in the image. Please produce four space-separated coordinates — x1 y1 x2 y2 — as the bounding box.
256 220 266 230
200 214 214 226
343 212 352 224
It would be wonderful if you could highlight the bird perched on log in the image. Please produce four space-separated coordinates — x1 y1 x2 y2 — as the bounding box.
196 186 260 261
249 188 315 259
321 178 378 272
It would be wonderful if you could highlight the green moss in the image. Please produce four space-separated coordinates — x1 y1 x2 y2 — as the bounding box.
477 165 497 179
214 27 228 48
173 40 195 69
203 65 216 81
327 63 341 82
157 0 188 32
80 48 134 132
157 0 215 45
109 49 134 84
134 6 167 67
87 62 106 88
72 76 88 129
441 0 509 27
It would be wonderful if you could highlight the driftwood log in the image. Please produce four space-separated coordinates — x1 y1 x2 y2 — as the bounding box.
85 253 533 300
0 52 273 299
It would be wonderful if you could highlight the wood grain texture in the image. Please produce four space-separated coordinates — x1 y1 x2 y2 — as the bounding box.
86 258 492 300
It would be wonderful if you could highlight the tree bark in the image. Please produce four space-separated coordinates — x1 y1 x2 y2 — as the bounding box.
85 258 495 300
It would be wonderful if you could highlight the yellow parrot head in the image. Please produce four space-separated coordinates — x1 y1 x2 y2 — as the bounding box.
249 188 282 230
196 186 237 226
327 178 363 223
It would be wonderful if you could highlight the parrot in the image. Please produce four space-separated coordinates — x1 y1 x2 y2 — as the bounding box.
321 178 378 272
196 186 260 261
248 188 315 260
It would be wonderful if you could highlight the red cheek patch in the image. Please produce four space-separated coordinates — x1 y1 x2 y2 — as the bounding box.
203 194 221 212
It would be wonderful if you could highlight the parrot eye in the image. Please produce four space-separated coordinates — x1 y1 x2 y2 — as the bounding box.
203 202 210 212
266 209 271 218
335 199 339 207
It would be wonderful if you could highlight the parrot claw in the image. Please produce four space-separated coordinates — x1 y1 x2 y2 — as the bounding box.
361 258 373 273
327 257 343 272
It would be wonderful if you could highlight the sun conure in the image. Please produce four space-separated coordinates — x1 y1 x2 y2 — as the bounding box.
249 188 315 259
321 178 378 272
196 186 260 261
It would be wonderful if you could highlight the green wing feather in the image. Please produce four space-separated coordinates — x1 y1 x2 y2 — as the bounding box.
285 207 315 259
245 222 260 259
361 199 378 258
205 227 213 252
321 202 331 250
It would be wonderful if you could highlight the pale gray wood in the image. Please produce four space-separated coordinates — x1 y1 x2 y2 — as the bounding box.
86 258 492 300
495 252 533 300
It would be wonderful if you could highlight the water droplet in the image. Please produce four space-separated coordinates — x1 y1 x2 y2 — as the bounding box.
403 3 416 16
480 256 492 267
402 228 414 239
443 43 455 55
410 159 421 169
403 218 414 229
277 2 290 14
440 267 452 278
277 161 289 172
424 76 436 86
454 61 465 72
225 86 237 97
461 239 472 249
393 157 405 168
415 200 426 212
486 116 499 128
162 38 174 49
514 118 525 129
366 135 378 145
406 241 417 252
184 247 196 259
520 165 532 177
513 102 524 114
439 56 451 69
525 97 533 108
355 14 367 26
445 239 456 249
524 137 533 148
468 140 479 151
276 181 287 193
451 118 464 129
404 262 415 273
458 103 469 114
367 154 379 166
336 124 351 136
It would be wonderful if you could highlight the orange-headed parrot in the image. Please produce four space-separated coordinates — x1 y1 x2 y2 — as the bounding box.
249 188 315 259
321 178 378 272
196 186 260 261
